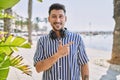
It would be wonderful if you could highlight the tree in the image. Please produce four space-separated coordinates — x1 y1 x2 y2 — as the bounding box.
27 0 32 44
4 8 12 35
0 0 32 79
0 32 31 80
0 0 20 35
109 0 120 64
27 0 43 44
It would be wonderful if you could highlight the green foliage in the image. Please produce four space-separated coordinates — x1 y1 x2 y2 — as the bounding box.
0 0 32 78
0 53 10 80
0 0 20 18
10 55 32 76
0 0 20 10
15 20 28 26
0 32 32 79
0 13 14 18
0 35 31 55
37 0 43 2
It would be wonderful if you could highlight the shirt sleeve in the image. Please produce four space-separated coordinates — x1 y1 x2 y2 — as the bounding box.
77 37 89 65
33 38 44 66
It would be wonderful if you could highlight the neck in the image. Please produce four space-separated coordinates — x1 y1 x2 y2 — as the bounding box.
55 31 61 38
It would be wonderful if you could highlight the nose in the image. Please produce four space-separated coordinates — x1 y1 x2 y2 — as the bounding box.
55 17 60 22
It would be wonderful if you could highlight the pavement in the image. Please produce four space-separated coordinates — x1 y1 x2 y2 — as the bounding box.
7 42 120 80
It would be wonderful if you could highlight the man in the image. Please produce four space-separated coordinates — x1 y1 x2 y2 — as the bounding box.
34 3 89 80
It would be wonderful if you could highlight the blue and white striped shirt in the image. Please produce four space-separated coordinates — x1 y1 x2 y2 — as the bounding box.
34 30 89 80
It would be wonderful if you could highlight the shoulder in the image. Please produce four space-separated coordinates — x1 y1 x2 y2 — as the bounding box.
67 31 82 39
38 34 49 42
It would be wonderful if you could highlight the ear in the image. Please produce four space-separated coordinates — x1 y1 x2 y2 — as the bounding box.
48 16 50 22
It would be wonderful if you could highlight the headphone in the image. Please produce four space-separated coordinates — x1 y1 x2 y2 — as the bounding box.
49 28 67 39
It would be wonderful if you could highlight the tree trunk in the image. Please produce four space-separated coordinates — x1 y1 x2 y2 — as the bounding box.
4 8 12 35
109 0 120 64
27 0 32 44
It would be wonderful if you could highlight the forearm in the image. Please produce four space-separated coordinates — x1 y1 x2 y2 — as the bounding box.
81 63 89 80
35 53 60 73
35 41 72 73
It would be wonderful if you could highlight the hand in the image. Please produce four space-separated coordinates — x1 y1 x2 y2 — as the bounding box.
57 40 73 58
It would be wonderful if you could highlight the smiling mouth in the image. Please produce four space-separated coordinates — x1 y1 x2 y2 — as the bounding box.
54 22 62 25
55 23 61 26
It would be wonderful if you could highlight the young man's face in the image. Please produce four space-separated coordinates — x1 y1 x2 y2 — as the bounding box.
48 9 67 31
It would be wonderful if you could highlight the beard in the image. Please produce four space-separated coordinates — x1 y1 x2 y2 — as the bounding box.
52 22 63 31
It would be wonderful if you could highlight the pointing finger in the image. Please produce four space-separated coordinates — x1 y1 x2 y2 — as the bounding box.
58 40 62 49
65 42 74 47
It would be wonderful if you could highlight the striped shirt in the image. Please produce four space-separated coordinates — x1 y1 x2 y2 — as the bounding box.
34 30 89 80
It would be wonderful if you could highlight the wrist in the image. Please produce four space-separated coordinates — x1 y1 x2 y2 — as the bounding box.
55 52 62 59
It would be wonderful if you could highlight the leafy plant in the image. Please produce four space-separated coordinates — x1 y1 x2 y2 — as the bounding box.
37 0 43 2
0 0 20 19
0 12 14 18
0 32 32 80
0 0 20 10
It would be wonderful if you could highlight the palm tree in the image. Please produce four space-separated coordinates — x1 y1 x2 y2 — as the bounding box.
27 0 43 44
0 32 31 79
0 0 20 35
4 8 12 35
109 0 120 64
0 1 32 79
27 0 32 44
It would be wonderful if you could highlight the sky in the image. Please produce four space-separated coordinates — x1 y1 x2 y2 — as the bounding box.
12 0 115 32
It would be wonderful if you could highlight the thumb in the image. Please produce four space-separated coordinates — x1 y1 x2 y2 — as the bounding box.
58 40 62 49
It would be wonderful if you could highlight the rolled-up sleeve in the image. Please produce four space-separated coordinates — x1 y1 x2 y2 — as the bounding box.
33 38 44 66
77 37 89 65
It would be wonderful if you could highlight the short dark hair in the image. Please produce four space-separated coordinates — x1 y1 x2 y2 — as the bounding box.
48 3 66 15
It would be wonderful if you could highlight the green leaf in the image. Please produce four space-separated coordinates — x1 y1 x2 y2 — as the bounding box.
11 47 18 51
4 36 31 48
10 37 27 46
1 47 13 55
10 55 32 76
0 13 14 18
0 32 32 79
0 35 31 55
0 54 10 80
0 53 4 63
37 0 43 2
0 0 20 10
20 43 31 48
4 36 13 44
0 48 6 55
0 69 9 80
0 57 3 63
10 55 22 66
0 36 31 48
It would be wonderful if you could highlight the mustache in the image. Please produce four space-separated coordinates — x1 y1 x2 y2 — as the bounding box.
53 22 62 25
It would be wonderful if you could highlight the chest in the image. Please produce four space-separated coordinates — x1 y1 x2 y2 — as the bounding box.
42 39 79 59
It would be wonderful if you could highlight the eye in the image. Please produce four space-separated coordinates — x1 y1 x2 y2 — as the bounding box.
51 15 57 19
59 15 64 19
